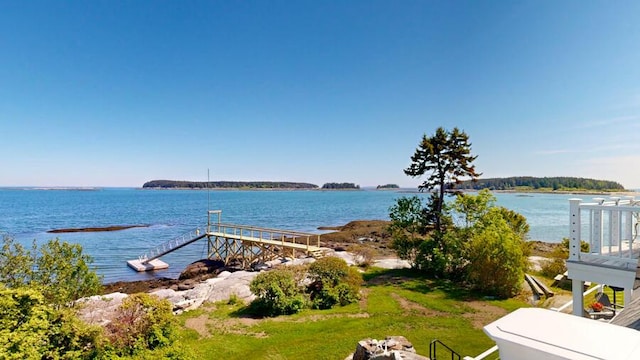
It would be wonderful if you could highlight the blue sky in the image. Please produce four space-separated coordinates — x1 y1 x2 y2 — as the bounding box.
1 1 639 188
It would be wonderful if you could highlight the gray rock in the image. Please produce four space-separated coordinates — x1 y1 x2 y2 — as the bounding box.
76 292 128 326
351 336 424 360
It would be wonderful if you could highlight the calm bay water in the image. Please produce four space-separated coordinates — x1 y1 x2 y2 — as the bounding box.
0 188 586 283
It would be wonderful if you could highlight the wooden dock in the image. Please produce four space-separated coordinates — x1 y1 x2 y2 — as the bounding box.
127 210 322 272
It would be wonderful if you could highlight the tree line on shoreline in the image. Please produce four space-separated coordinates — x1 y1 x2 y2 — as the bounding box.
143 180 363 190
143 180 319 189
457 176 625 191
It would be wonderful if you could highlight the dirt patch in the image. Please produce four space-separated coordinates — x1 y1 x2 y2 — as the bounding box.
462 301 508 329
185 313 266 339
185 314 211 337
390 293 444 317
366 274 412 286
359 288 369 311
276 313 370 323
185 311 372 339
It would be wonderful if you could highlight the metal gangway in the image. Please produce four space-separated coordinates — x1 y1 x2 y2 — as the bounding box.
127 210 323 272
140 228 207 264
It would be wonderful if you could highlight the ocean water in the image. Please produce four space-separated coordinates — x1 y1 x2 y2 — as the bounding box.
0 188 592 283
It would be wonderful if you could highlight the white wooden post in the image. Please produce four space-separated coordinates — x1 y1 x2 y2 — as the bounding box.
592 198 604 254
611 208 620 248
570 199 584 316
573 278 585 317
569 199 582 261
608 197 619 253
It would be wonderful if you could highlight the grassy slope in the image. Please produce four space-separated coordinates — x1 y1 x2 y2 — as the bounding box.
176 268 529 359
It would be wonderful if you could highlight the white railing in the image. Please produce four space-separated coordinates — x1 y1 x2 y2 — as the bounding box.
569 197 639 266
139 227 204 263
207 222 321 248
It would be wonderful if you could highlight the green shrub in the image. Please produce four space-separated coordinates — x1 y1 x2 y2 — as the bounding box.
227 293 242 305
249 269 307 316
308 257 361 309
308 256 349 286
105 293 177 356
0 236 102 307
539 238 588 278
414 231 465 278
540 258 567 278
465 209 527 298
0 286 104 359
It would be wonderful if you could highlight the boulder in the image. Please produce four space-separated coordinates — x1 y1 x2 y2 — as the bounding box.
76 292 128 326
179 259 225 280
350 336 426 360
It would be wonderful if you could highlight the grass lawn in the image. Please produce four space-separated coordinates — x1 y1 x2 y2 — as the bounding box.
176 267 529 360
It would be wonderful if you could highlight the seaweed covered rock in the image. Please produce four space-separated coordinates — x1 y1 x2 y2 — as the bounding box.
179 259 226 280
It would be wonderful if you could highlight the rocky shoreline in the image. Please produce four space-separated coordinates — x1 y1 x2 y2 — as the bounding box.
83 248 410 328
90 220 559 325
101 220 561 295
88 219 410 323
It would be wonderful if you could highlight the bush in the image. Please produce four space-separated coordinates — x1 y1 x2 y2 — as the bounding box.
309 256 350 286
465 209 527 298
105 293 177 356
248 258 362 315
308 257 361 309
539 238 588 278
390 233 423 268
540 258 567 278
0 286 104 359
0 236 102 307
249 268 307 316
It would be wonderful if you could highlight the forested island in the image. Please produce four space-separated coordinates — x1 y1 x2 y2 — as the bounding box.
142 180 319 189
376 184 399 189
321 182 360 190
457 176 625 191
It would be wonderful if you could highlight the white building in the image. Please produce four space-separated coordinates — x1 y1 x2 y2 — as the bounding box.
471 197 640 360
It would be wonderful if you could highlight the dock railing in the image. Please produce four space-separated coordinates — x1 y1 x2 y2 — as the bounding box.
139 227 205 263
207 222 321 250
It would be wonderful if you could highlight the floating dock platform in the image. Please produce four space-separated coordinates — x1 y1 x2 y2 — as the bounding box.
127 259 169 272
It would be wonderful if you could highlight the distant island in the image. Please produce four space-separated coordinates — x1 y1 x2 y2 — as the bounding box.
376 184 399 189
457 176 625 192
143 180 319 189
321 182 360 190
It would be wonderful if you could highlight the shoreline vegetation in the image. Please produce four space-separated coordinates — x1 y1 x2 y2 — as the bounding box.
142 177 635 194
143 180 363 190
458 176 626 192
143 180 319 189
